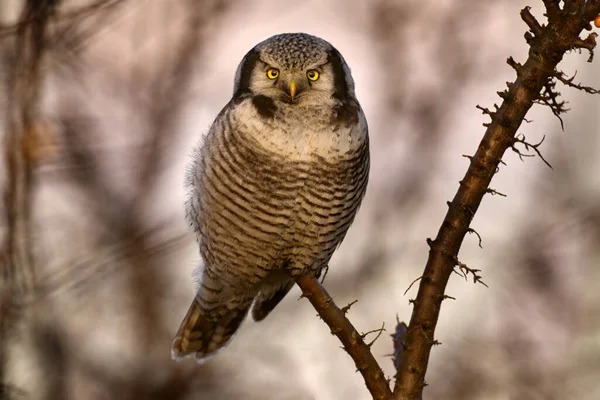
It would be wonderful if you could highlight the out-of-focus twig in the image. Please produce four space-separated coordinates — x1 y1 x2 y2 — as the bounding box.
1 0 57 392
393 4 600 399
296 275 393 400
0 0 124 40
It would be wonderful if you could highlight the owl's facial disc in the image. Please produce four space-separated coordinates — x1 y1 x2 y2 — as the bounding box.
254 65 331 105
233 33 356 110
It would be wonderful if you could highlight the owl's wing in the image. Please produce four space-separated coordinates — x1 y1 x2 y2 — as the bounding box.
183 101 237 239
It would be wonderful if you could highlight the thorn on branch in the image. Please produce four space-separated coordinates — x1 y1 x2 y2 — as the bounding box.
511 134 553 169
506 56 522 72
497 90 512 101
475 104 495 119
362 322 386 348
520 6 544 37
466 227 483 248
485 188 507 197
555 70 600 94
298 293 309 300
341 300 358 315
570 33 598 62
404 276 423 296
453 257 489 288
534 78 567 130
443 294 456 300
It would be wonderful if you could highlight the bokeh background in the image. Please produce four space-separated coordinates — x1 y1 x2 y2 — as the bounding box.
1 1 600 399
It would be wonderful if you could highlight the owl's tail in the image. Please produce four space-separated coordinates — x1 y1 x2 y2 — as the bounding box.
171 294 251 362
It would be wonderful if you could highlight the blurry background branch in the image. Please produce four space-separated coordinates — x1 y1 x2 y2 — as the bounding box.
1 0 57 395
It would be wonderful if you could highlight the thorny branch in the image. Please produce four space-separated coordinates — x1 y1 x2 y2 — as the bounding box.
392 3 600 400
296 275 393 400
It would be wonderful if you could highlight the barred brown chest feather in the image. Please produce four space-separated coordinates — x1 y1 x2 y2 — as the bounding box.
187 97 369 290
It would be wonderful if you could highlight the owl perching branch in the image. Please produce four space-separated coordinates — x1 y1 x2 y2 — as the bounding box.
296 276 393 399
298 3 600 400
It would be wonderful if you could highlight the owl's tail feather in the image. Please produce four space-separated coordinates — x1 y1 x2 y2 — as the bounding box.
251 281 294 322
171 296 251 362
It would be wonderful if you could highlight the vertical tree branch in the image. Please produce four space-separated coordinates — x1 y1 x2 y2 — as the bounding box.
394 5 600 399
1 0 56 392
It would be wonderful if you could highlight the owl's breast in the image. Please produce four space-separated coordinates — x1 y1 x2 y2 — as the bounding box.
191 97 369 280
237 97 368 163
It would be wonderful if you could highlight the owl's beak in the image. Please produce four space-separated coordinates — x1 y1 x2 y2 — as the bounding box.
288 80 297 101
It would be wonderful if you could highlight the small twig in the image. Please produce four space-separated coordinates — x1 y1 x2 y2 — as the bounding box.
475 105 495 118
454 258 489 288
466 228 483 248
362 322 386 348
485 188 507 197
341 300 358 315
403 276 423 296
511 134 553 169
555 70 600 94
521 6 544 36
296 275 392 399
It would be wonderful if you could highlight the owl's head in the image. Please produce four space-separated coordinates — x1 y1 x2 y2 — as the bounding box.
233 33 356 107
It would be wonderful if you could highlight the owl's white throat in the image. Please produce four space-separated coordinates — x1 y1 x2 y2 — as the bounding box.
241 97 366 162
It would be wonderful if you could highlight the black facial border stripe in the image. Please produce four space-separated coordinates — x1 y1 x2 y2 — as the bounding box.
234 49 261 98
327 48 350 102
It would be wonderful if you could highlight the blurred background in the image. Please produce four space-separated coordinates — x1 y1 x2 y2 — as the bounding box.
1 0 600 399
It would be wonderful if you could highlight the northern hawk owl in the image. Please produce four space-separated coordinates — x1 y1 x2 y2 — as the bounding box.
172 32 369 362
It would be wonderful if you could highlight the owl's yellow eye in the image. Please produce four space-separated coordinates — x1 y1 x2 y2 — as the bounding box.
307 70 319 81
266 68 279 80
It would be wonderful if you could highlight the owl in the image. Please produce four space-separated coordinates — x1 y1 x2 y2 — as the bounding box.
172 33 369 362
